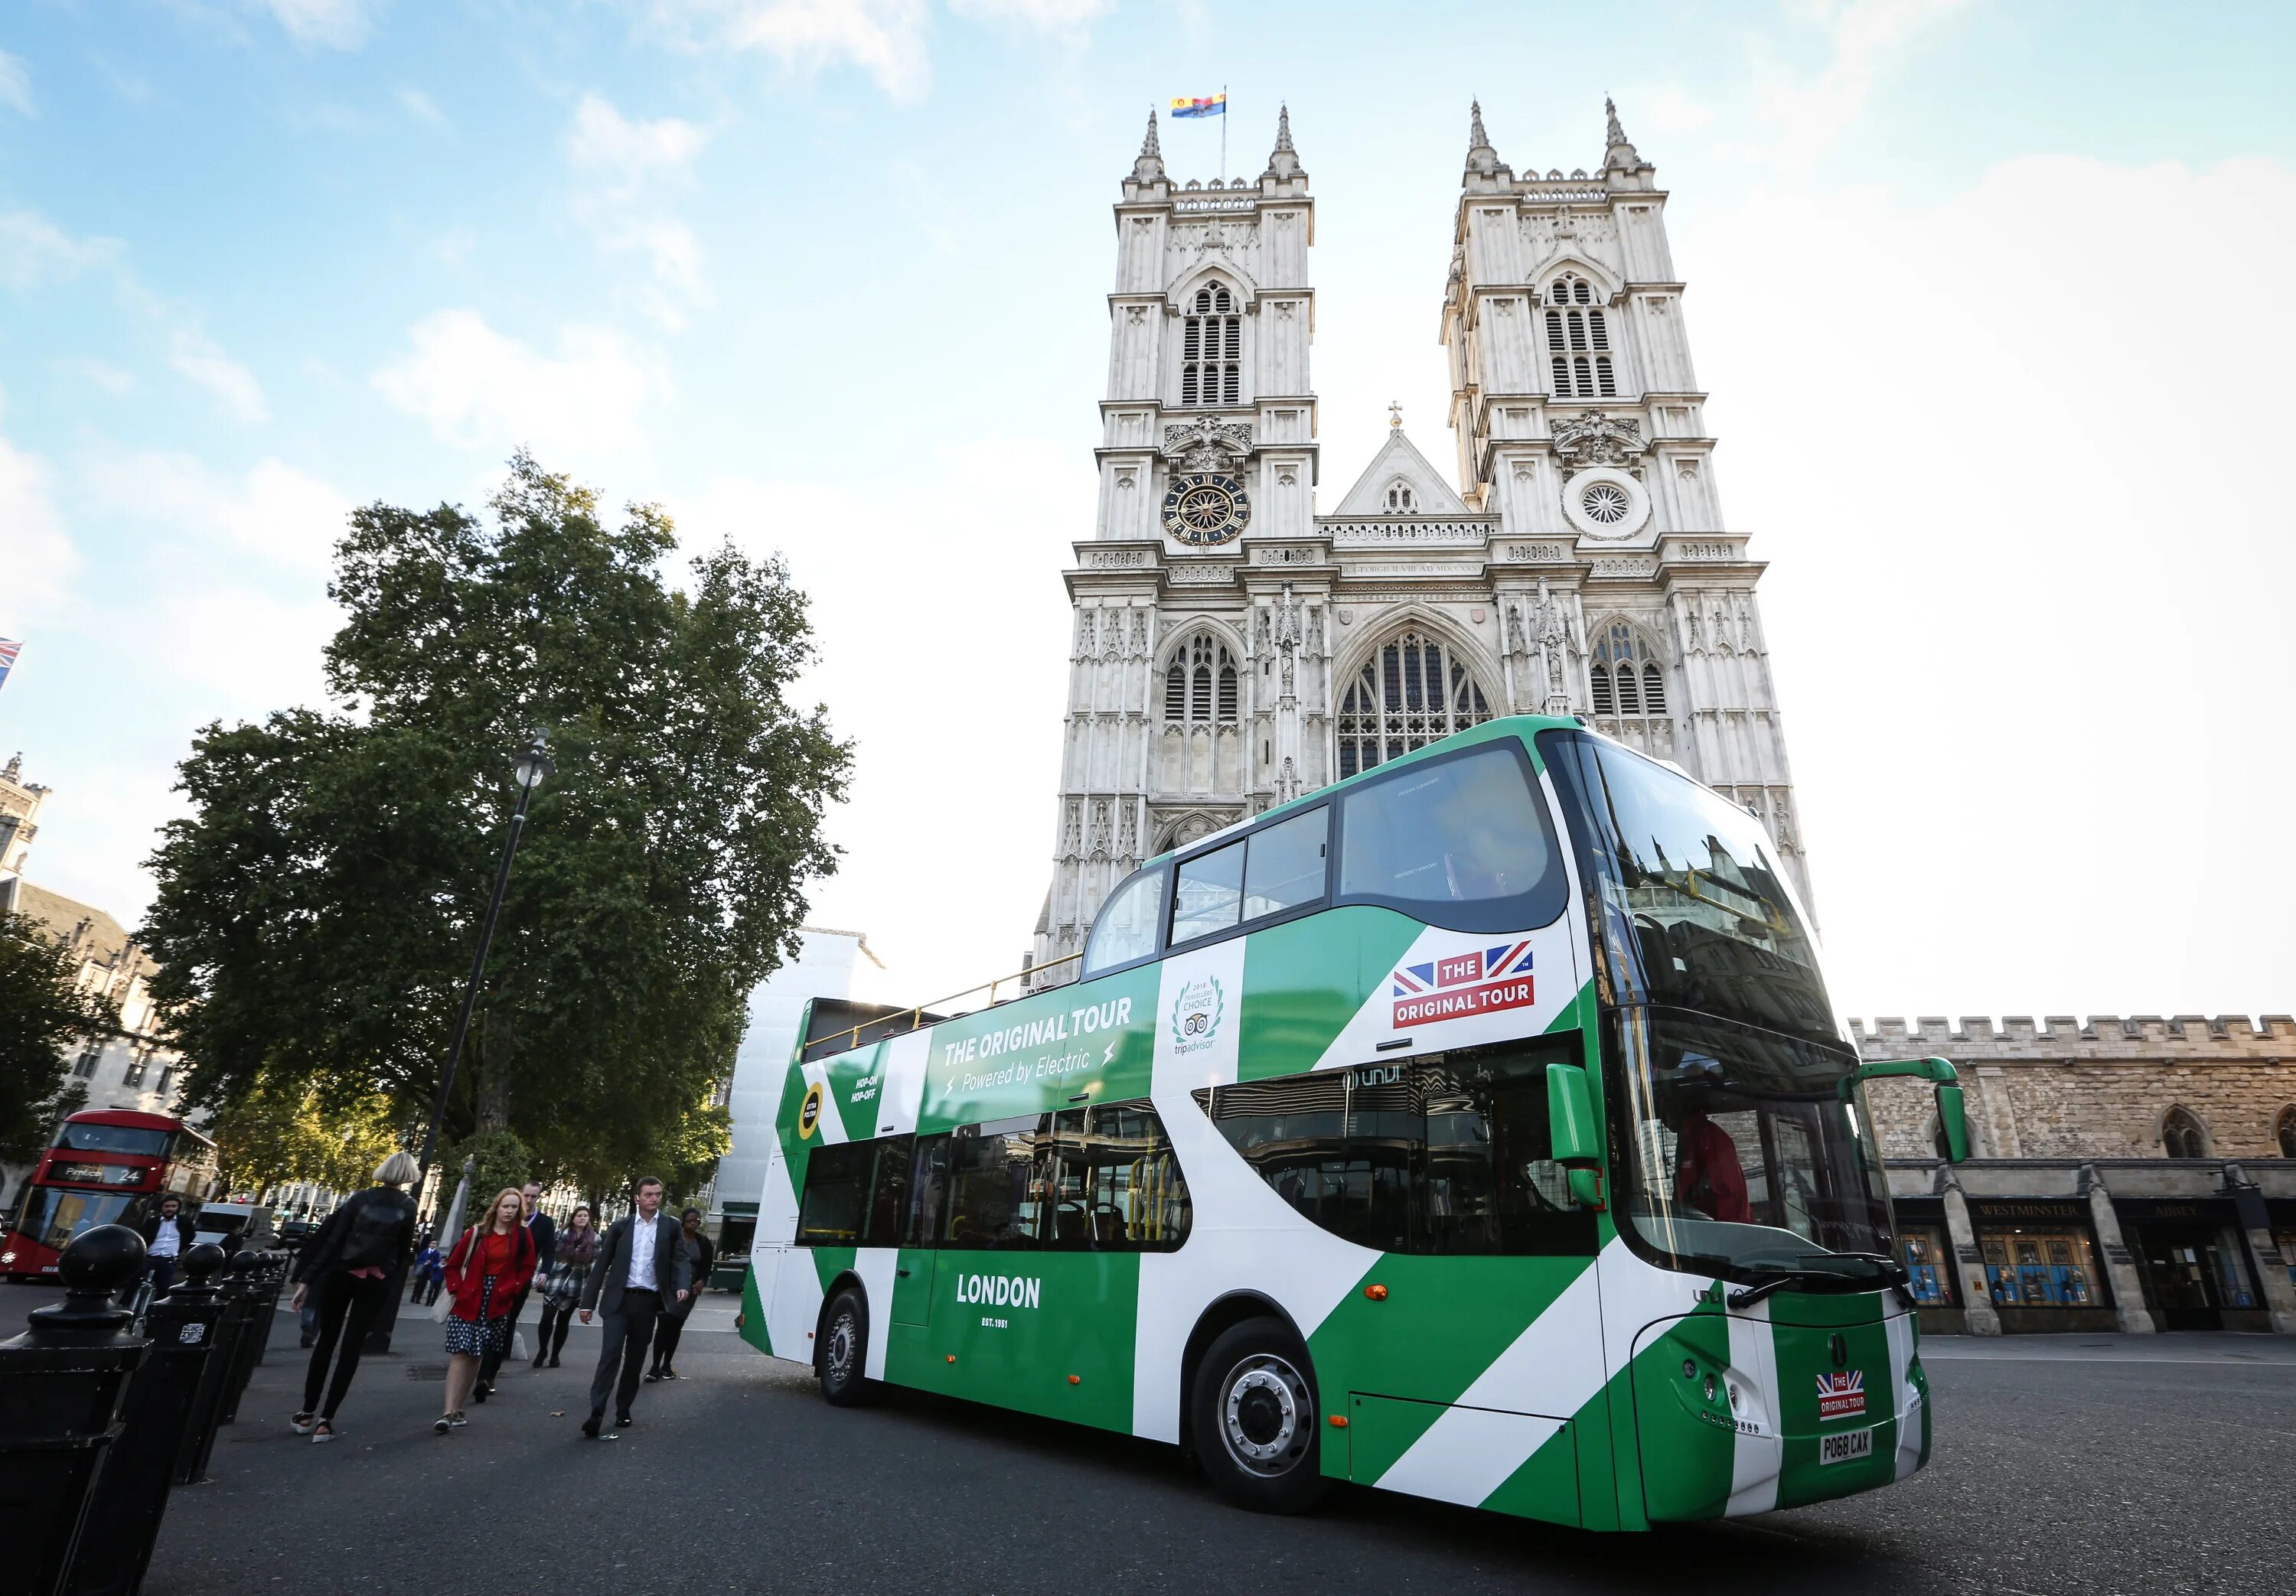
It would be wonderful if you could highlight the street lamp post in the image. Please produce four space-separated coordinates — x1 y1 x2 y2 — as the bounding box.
366 731 554 1353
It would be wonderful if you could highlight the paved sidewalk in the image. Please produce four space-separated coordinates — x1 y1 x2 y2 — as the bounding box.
1918 1331 2296 1363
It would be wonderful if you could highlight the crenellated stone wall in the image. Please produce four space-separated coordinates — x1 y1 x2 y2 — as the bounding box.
1850 1015 2296 1164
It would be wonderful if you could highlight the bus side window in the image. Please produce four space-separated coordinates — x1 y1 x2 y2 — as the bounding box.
941 1117 1050 1251
902 1134 952 1249
1083 865 1167 976
1042 1100 1192 1252
795 1141 873 1246
1418 1044 1592 1256
859 1134 915 1248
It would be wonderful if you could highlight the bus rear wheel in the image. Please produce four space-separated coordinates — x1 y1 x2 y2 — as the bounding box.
1190 1319 1326 1514
818 1287 878 1407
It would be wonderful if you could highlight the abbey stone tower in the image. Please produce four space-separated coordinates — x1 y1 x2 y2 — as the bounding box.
1031 101 1808 979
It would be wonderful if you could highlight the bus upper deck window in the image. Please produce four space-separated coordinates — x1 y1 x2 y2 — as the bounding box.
1083 865 1166 976
1171 842 1245 944
1338 744 1565 930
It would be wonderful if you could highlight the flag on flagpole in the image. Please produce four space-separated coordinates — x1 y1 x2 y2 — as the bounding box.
1169 94 1226 119
0 638 19 695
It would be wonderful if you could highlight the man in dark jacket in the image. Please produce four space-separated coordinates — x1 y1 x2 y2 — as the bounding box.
139 1195 197 1298
576 1177 691 1438
475 1180 556 1398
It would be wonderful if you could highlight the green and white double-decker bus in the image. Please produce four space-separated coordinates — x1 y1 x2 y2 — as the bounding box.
738 715 1969 1528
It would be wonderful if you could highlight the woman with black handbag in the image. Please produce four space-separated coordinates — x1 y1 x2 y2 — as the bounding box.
532 1204 598 1369
288 1151 420 1444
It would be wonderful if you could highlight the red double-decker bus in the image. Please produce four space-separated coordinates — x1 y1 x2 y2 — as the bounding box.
2 1109 219 1282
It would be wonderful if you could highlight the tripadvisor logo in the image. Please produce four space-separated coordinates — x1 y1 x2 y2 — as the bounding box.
1170 976 1225 1056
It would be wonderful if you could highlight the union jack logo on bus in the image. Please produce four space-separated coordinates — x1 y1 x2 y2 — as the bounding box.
1390 941 1535 1028
1815 1370 1867 1422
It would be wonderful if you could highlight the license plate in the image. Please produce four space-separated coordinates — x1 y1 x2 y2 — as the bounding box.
1818 1427 1873 1466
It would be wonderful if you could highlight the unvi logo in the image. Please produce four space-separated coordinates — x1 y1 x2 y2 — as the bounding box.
1169 976 1225 1056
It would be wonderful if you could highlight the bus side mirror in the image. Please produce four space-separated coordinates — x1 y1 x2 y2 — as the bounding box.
1546 1063 1606 1209
1934 1083 1971 1164
1841 1056 1969 1164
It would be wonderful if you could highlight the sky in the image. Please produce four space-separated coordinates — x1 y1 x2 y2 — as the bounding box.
2 0 2291 1028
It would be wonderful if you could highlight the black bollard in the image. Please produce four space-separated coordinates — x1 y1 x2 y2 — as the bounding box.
173 1253 260 1486
0 1226 148 1596
64 1245 229 1596
214 1252 273 1426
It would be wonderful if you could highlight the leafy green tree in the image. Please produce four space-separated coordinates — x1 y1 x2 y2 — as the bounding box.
206 1066 403 1197
140 453 848 1184
0 910 113 1163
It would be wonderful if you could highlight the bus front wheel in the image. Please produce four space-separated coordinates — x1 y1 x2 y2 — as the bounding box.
818 1287 879 1407
1190 1319 1327 1514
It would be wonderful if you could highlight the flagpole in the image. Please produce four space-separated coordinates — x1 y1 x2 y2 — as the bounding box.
1220 83 1228 181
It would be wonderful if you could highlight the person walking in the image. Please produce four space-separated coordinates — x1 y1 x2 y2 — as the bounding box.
287 1151 421 1444
409 1236 445 1304
434 1188 537 1435
474 1180 556 1400
577 1177 690 1440
533 1203 598 1369
647 1207 715 1382
137 1194 197 1300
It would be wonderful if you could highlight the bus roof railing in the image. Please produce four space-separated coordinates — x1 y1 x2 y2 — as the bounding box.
801 951 1084 1063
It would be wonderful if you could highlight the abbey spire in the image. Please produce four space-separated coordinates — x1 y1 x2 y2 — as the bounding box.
1133 107 1164 181
1463 98 1507 184
1262 103 1301 181
1603 96 1642 174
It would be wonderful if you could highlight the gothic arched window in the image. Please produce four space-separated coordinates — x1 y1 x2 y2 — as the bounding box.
2278 1106 2296 1158
1588 618 1668 726
1164 634 1238 727
1334 630 1495 779
2161 1106 2208 1159
1384 480 1415 512
1544 273 1616 400
1182 282 1242 407
1162 633 1242 797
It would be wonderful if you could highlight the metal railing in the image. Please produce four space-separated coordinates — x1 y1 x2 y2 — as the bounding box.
804 952 1085 1061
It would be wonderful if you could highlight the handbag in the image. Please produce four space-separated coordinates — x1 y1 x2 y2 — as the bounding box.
429 1226 475 1323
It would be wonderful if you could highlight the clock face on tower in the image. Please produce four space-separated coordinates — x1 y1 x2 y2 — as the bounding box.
1161 472 1251 546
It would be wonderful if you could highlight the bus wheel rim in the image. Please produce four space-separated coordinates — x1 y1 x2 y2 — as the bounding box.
828 1311 856 1379
1221 1354 1308 1474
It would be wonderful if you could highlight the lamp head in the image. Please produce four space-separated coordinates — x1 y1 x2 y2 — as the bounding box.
513 731 556 792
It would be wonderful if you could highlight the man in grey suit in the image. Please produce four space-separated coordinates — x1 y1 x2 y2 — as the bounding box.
577 1176 692 1439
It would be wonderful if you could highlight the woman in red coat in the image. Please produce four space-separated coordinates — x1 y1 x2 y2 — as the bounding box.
434 1188 536 1434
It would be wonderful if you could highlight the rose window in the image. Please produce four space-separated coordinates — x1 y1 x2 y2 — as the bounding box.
1583 482 1631 526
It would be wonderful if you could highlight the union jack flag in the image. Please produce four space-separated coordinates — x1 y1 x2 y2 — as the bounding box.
0 637 19 694
1392 940 1534 997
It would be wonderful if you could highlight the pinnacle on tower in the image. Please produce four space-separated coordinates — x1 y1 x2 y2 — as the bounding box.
1262 102 1302 181
1464 97 1502 177
1603 95 1642 173
1133 107 1165 181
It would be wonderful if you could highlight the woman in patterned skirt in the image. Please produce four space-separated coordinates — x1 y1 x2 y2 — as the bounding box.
435 1188 536 1434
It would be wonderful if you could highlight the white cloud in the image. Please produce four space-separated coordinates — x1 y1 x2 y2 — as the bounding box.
56 357 139 395
565 93 709 186
167 327 270 423
947 0 1111 33
371 309 671 458
1688 152 2296 1014
564 95 713 324
0 431 75 632
397 86 446 127
263 0 383 50
80 450 351 575
1746 0 1972 167
0 210 118 291
0 50 32 116
639 0 931 99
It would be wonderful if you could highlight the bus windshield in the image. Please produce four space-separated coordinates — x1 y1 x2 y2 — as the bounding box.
54 1123 173 1156
1612 1008 1893 1286
1540 730 1835 1047
17 1187 145 1252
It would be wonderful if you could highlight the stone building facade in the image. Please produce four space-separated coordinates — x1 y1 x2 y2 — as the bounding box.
0 758 191 1207
1857 1015 2296 1337
1032 100 1806 977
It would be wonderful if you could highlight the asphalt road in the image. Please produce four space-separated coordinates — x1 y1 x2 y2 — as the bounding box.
7 1286 2291 1595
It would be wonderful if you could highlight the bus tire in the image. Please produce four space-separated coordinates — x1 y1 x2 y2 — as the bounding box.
1190 1318 1326 1514
817 1286 878 1408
